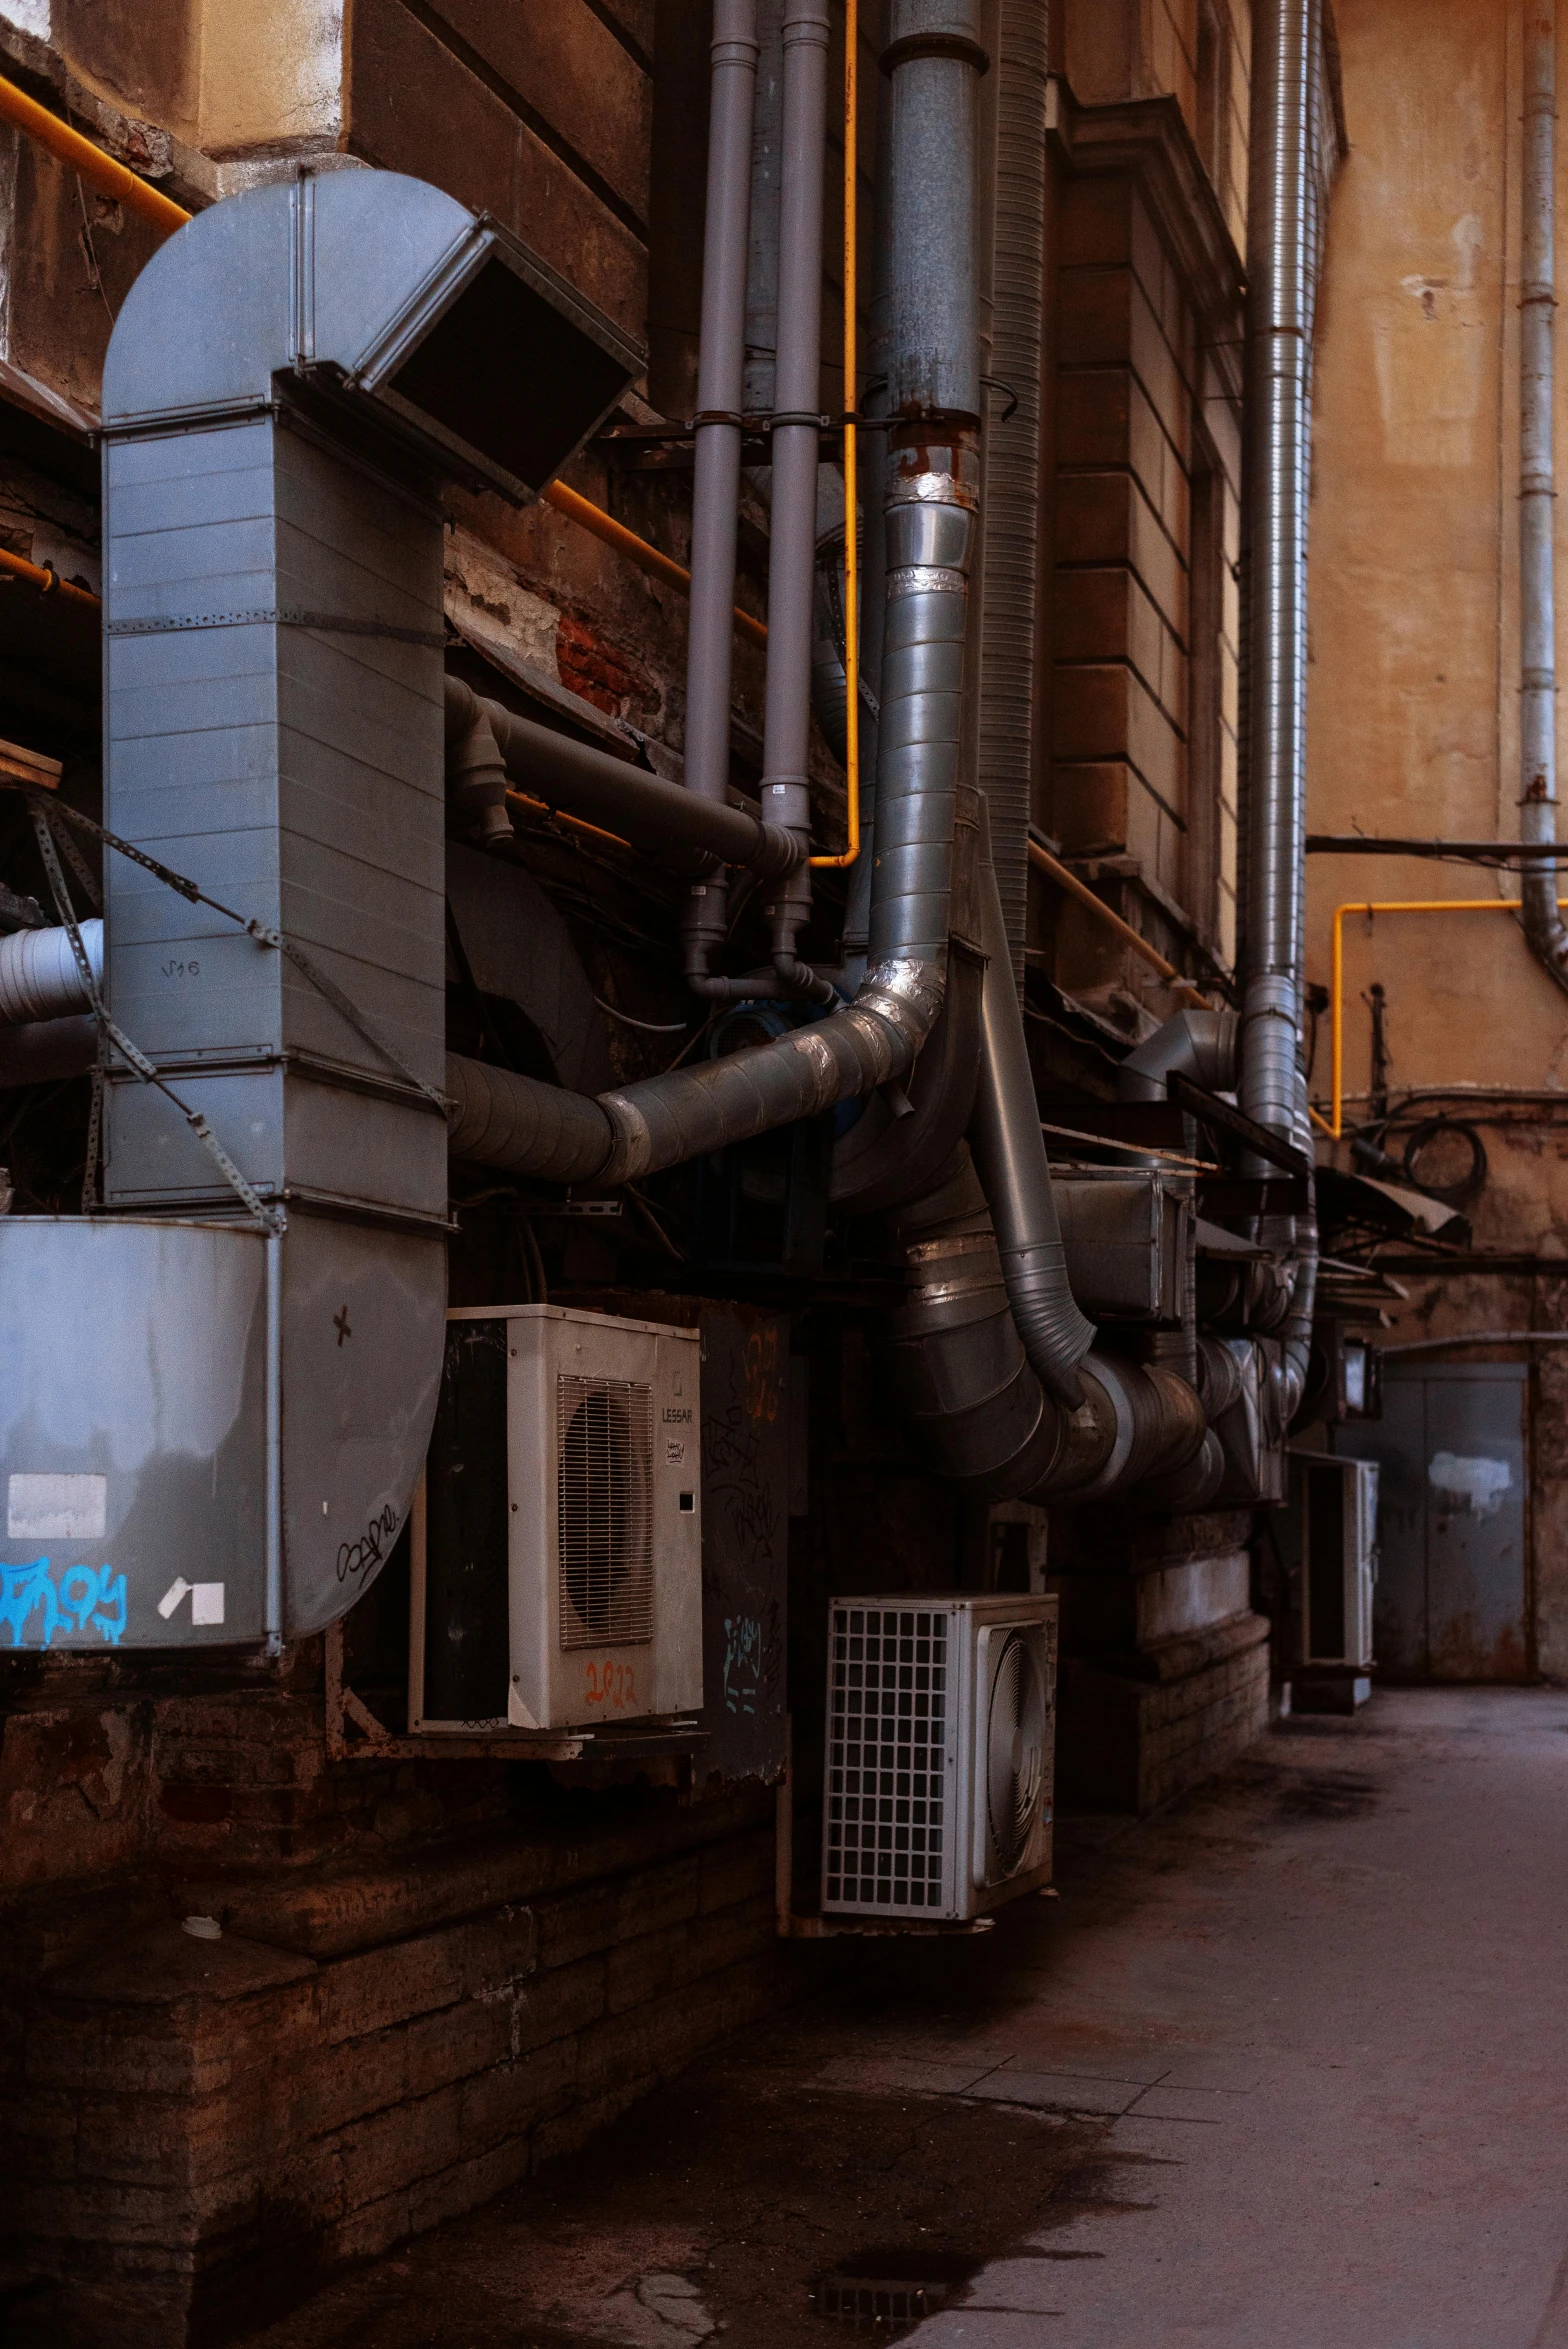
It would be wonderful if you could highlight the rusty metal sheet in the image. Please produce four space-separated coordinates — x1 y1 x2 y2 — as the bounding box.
1336 1363 1528 1681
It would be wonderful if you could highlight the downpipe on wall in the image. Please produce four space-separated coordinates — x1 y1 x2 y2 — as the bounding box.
1242 0 1321 1423
1519 0 1568 992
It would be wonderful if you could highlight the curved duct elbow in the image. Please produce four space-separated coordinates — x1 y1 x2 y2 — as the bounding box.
968 815 1096 1407
880 1151 1066 1498
0 918 102 1025
1117 1006 1237 1103
1038 1352 1205 1505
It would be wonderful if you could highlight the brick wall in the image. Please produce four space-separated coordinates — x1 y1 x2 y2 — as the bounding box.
2 1783 791 2348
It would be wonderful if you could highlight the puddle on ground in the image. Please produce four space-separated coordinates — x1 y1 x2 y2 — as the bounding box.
1274 1769 1379 1822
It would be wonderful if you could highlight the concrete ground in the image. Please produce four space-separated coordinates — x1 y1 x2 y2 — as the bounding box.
245 1689 1568 2348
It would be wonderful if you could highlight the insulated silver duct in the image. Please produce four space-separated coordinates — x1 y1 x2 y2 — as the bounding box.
0 916 102 1024
1519 0 1568 991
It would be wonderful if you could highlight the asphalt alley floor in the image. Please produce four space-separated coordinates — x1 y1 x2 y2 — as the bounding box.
245 1689 1568 2349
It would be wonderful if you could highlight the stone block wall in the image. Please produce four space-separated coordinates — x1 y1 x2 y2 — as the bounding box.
1 1787 789 2349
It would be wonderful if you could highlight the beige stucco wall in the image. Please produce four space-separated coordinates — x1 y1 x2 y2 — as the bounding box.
1309 0 1568 1136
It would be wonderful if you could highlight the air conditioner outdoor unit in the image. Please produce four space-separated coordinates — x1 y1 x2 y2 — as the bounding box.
821 1593 1057 1924
409 1305 703 1733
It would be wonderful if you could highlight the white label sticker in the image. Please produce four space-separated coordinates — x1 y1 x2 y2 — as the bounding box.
159 1577 226 1626
666 1439 687 1467
8 1472 107 1540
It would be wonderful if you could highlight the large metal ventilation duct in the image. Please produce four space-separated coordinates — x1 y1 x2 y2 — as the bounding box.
0 169 637 1653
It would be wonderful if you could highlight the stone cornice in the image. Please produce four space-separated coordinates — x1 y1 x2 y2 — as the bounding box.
1050 84 1246 401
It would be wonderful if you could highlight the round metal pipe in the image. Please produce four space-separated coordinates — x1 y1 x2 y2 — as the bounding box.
1241 0 1313 1150
682 0 762 986
1519 0 1568 992
0 917 102 1026
444 680 796 876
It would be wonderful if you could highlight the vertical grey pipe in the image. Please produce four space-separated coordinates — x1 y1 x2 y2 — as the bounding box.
682 0 761 993
977 0 1049 992
840 50 894 973
761 0 833 996
1241 0 1312 1152
1520 0 1568 991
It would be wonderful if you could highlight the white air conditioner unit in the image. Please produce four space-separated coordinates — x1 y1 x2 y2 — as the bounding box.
821 1593 1057 1924
1297 1453 1377 1671
409 1304 703 1733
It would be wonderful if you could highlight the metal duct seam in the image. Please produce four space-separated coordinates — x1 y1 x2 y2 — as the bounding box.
0 915 101 1024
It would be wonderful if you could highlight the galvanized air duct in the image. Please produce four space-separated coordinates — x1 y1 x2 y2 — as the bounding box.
0 916 101 1024
1519 0 1568 991
0 169 640 1652
1117 1006 1239 1104
878 1148 1206 1506
682 0 761 996
1243 0 1321 1417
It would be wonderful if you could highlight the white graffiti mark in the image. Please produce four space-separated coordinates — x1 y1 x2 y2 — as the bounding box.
722 1613 762 1716
0 1556 127 1648
1428 1451 1512 1519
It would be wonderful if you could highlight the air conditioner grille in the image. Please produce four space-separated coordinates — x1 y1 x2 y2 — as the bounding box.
556 1374 654 1650
824 1605 947 1909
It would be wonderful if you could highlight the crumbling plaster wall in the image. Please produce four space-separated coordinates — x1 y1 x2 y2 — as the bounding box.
1309 0 1568 1678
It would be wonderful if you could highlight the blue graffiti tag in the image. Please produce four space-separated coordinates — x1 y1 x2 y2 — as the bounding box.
721 1614 763 1716
0 1557 127 1649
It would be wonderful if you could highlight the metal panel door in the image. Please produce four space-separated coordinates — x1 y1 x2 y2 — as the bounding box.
1422 1367 1528 1679
1337 1365 1528 1681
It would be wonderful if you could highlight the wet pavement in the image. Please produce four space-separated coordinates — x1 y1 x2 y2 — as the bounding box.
244 1689 1568 2348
